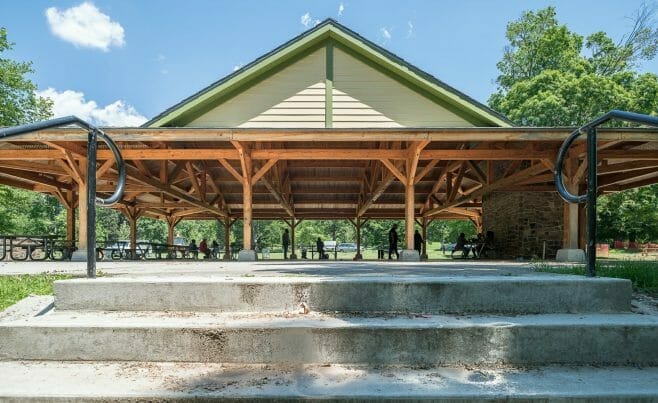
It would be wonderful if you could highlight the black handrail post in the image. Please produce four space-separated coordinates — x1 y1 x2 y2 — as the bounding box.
87 130 98 278
586 127 597 277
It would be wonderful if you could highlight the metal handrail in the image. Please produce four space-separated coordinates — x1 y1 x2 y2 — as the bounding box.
0 116 126 277
555 110 658 276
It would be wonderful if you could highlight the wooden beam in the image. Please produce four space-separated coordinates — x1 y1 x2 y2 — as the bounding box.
63 151 84 184
0 161 65 176
96 159 115 180
218 158 244 184
407 140 430 185
598 161 658 175
252 159 278 184
414 159 439 184
422 161 462 212
261 176 294 217
4 146 657 162
448 163 466 202
357 174 395 217
380 159 406 183
124 164 226 217
467 161 487 184
423 163 548 217
0 168 72 190
598 167 658 188
13 127 658 142
185 162 203 199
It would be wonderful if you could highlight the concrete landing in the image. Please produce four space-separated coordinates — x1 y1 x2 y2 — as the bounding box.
1 361 657 402
0 259 538 277
2 310 657 365
54 275 631 314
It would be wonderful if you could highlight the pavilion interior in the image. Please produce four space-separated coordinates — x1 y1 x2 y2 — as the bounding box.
0 126 656 256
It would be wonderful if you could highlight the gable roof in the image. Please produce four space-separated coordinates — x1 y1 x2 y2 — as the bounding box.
144 19 512 128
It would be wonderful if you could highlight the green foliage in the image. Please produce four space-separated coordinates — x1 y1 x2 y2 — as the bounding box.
0 27 52 126
427 220 477 244
0 185 62 235
489 6 658 126
0 273 72 310
597 184 658 243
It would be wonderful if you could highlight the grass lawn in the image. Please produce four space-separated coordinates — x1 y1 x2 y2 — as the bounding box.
0 273 72 311
533 260 658 296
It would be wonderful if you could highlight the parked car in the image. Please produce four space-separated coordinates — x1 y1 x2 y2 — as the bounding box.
337 242 360 252
323 240 337 251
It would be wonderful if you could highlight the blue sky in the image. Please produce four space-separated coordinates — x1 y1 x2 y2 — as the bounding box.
2 0 657 125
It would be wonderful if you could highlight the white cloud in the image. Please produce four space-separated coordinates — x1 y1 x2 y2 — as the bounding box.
338 3 345 16
233 63 244 72
37 88 147 127
301 13 312 27
45 2 125 51
156 53 166 62
300 12 320 28
407 21 414 38
380 27 392 43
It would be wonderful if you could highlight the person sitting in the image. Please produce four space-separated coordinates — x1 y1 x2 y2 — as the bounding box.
210 240 219 259
316 237 326 260
199 238 210 259
451 233 471 258
188 239 199 259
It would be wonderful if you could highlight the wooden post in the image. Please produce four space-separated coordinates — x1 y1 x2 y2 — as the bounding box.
421 216 428 260
405 180 414 250
234 142 253 255
290 217 297 259
66 206 75 242
166 216 176 245
355 216 363 260
128 215 137 259
563 180 580 249
124 207 141 259
77 180 88 253
223 217 231 260
243 175 252 251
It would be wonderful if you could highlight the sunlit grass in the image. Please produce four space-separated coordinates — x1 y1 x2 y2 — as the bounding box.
533 260 658 296
0 273 72 311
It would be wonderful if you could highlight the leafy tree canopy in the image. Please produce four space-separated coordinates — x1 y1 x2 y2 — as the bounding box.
0 27 51 126
489 6 658 126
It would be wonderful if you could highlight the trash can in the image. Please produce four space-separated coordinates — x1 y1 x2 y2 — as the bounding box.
262 248 270 259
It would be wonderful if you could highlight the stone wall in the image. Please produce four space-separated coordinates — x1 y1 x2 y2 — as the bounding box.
482 192 564 259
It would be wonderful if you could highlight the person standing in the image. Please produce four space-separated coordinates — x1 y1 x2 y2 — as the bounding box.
388 224 399 260
414 229 423 257
316 237 325 260
282 228 290 259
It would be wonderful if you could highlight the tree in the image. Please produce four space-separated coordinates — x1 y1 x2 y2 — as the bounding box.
489 6 658 126
0 27 52 126
490 6 658 243
0 28 55 235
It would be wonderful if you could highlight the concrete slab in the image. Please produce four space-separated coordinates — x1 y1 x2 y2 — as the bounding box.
0 259 545 278
54 275 632 314
1 361 657 401
2 311 657 365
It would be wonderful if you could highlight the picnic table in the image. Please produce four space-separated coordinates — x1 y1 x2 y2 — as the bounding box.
300 244 337 260
0 235 62 261
641 243 658 258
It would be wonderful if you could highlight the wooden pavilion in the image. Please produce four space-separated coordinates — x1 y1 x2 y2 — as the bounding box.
0 19 656 260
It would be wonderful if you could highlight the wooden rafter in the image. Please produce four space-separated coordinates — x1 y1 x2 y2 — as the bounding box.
423 162 549 217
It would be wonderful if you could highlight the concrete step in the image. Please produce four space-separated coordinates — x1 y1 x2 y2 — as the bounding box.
1 310 657 365
1 361 658 401
54 275 631 314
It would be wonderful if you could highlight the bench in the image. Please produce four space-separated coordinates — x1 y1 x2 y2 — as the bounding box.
641 246 658 257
